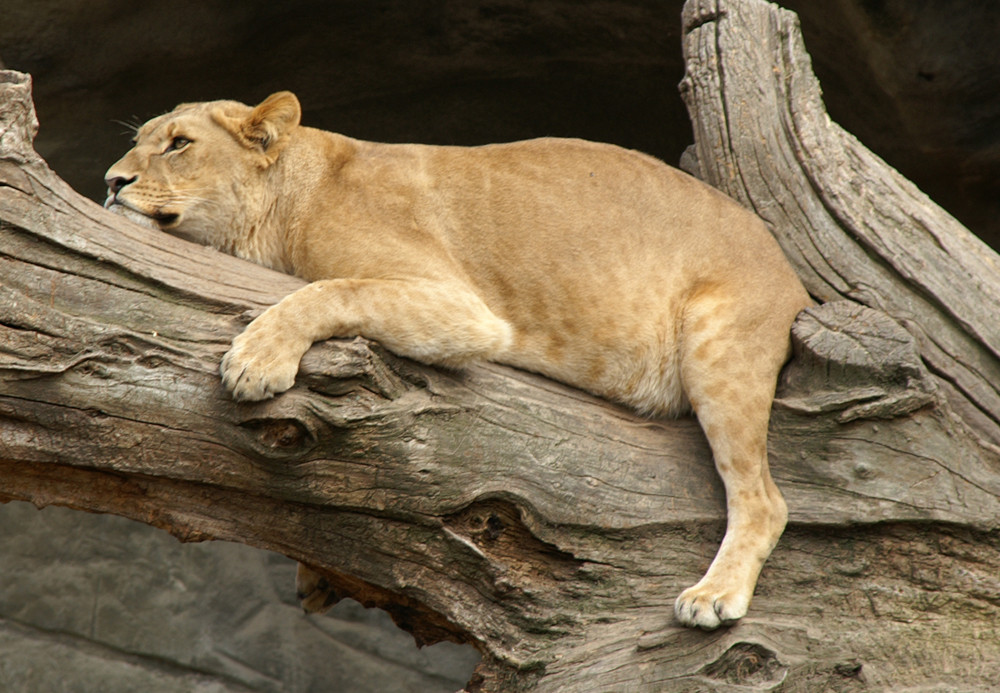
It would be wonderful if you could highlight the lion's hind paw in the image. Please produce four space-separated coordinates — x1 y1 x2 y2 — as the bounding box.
674 581 750 630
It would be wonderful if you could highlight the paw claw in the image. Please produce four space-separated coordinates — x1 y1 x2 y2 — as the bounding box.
220 322 307 401
674 583 750 630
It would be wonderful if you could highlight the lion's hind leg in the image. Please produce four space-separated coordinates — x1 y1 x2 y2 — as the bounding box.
672 290 794 629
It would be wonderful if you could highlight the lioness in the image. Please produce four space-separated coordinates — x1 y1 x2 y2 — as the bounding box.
104 91 810 630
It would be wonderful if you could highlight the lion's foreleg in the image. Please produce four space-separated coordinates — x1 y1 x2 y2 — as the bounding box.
220 278 513 401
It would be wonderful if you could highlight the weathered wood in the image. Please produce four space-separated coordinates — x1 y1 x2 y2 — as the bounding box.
2 0 1000 687
680 0 1000 448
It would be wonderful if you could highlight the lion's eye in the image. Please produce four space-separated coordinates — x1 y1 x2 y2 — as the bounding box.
164 136 192 154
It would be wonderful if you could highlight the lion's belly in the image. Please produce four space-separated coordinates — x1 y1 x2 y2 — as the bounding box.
496 292 691 418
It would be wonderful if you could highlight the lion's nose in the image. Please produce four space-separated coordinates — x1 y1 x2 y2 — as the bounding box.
105 174 136 195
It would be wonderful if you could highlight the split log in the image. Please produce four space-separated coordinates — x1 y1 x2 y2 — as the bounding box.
1 0 999 689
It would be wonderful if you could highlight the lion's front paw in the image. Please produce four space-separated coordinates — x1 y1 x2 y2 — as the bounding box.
220 320 310 401
674 580 750 630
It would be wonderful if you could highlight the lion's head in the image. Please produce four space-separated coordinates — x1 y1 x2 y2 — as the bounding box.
104 91 301 255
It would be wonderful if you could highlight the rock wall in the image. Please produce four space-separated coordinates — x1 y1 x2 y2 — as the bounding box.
0 502 478 692
0 1 997 691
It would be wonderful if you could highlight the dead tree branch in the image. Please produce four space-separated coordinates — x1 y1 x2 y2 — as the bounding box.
2 0 1000 688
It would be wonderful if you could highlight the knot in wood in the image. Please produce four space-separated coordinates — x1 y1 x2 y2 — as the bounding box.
835 660 865 680
779 301 937 422
700 641 787 686
257 419 307 449
444 499 582 584
238 417 314 457
485 512 504 541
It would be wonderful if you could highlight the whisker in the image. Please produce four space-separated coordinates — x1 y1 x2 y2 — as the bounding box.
111 117 143 139
162 195 215 207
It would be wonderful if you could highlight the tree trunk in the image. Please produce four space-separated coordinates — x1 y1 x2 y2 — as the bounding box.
1 0 999 690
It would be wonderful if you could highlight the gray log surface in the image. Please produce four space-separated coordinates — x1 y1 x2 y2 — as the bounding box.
1 0 999 688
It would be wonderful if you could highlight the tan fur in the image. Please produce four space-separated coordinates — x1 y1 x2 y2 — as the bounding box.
105 91 811 630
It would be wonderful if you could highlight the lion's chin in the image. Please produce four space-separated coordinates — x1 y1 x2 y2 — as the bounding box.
106 201 179 231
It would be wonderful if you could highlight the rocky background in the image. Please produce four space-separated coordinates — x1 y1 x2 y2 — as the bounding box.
0 1 997 691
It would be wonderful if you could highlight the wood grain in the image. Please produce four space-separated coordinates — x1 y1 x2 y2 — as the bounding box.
3 1 1000 686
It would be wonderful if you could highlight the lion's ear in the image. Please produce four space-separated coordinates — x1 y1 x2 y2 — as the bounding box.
217 91 301 164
